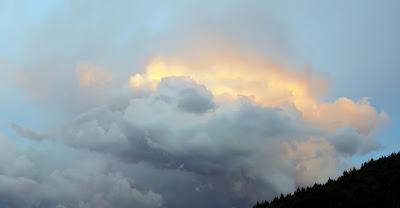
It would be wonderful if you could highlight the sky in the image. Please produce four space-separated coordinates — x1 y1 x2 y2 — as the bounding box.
0 0 399 208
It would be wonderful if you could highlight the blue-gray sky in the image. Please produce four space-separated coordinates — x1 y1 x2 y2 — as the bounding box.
0 1 399 207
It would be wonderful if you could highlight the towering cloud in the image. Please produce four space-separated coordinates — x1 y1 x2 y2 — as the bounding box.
51 61 385 206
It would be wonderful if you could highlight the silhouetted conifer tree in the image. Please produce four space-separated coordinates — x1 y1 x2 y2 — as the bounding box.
253 152 400 208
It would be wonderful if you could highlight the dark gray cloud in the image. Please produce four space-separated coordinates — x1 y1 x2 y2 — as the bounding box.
177 88 215 114
330 127 380 156
6 76 381 207
158 77 215 114
0 134 163 208
51 77 349 207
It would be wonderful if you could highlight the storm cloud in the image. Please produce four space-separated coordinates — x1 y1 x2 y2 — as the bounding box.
50 76 383 207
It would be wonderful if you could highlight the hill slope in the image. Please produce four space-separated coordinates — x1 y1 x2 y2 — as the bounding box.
254 152 400 208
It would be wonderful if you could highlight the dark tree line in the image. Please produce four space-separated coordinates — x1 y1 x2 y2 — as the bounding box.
253 152 400 208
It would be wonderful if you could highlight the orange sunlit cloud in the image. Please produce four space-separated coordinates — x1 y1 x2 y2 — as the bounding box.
286 138 339 186
129 55 387 135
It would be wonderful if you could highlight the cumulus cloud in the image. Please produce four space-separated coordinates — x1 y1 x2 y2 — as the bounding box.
157 77 216 114
49 75 384 207
128 56 387 136
10 67 386 207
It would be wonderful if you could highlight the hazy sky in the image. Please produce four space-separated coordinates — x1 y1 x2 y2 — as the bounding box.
0 1 399 208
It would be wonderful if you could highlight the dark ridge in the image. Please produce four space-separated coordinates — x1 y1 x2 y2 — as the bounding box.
253 152 400 208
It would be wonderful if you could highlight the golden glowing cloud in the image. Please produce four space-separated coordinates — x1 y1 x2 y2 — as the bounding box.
129 55 387 134
308 97 389 134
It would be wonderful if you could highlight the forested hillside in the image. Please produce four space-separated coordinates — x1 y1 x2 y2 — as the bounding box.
254 152 400 208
